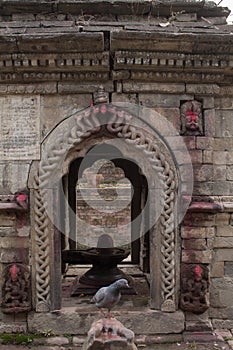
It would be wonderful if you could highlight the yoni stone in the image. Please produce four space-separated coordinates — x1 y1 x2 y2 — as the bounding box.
82 317 138 350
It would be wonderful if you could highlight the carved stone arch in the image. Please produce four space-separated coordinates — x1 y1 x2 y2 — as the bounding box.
28 103 192 313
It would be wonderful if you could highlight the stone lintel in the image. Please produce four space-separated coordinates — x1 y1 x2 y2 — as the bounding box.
0 33 104 53
110 31 233 55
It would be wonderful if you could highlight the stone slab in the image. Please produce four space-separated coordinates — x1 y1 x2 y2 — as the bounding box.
28 310 185 335
16 33 104 53
0 96 40 160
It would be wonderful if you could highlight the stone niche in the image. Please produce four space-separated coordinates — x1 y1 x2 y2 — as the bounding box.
76 159 132 249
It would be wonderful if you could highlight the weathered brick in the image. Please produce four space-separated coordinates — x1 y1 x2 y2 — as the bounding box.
214 138 233 151
214 237 233 248
139 93 193 108
0 248 28 263
212 181 232 195
225 262 233 276
215 97 233 109
46 337 69 346
181 227 207 239
124 82 185 93
213 151 227 165
213 165 226 180
215 213 230 226
226 151 233 165
196 137 214 150
0 237 29 249
182 249 212 263
0 227 16 236
0 213 16 227
182 238 207 250
189 150 203 164
216 226 233 237
202 150 213 164
215 110 233 138
193 181 213 196
183 213 215 227
58 81 113 94
227 166 233 180
182 136 196 150
215 249 233 262
193 165 213 182
204 109 215 137
202 96 214 109
210 261 224 278
186 84 220 95
111 93 137 104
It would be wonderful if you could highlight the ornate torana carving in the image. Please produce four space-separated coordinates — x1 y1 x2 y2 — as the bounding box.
33 104 177 312
180 264 209 314
2 264 30 313
180 100 203 136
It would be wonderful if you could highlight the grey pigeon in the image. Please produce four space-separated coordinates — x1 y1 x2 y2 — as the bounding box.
91 279 129 317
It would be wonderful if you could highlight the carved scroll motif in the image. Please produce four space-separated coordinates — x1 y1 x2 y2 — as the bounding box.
2 264 30 313
180 100 203 136
33 104 177 312
180 264 209 314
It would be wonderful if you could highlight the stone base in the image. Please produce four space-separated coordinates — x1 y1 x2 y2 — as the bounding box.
28 309 185 336
82 317 138 350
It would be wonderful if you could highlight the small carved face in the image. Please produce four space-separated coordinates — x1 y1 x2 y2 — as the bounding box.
194 265 202 281
185 111 200 131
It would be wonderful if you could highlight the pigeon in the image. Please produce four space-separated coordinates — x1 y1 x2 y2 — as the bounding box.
91 279 129 317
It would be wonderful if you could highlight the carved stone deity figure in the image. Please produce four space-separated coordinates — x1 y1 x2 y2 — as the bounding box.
2 263 30 313
180 264 209 314
180 100 203 136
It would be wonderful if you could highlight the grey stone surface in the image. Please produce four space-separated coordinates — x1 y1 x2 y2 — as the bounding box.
225 262 233 276
28 310 185 335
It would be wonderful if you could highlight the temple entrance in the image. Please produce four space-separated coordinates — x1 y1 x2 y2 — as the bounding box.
28 102 191 316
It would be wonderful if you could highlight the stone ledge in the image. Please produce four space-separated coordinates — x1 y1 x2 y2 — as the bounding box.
0 0 229 18
28 310 185 335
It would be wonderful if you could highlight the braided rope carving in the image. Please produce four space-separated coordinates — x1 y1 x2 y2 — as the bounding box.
33 105 177 312
106 117 176 311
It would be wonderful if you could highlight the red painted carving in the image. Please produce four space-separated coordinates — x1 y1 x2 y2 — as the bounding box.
180 263 209 314
180 100 203 136
2 263 30 313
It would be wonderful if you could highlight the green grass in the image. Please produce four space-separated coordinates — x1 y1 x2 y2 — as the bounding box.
0 332 45 345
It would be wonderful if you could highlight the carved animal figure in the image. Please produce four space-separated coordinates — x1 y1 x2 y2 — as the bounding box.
91 279 129 317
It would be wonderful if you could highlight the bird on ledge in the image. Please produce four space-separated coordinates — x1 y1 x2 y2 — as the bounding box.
91 279 129 318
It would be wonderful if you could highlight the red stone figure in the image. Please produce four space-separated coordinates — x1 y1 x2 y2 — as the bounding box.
180 100 203 136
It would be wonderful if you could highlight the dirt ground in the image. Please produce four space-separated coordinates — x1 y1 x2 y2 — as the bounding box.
0 341 230 350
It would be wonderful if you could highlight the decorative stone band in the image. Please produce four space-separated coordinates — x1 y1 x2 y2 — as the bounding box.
33 104 177 312
0 194 28 212
188 201 233 213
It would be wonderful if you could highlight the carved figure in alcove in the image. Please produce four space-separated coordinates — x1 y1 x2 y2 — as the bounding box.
180 264 209 314
2 263 30 313
180 100 203 136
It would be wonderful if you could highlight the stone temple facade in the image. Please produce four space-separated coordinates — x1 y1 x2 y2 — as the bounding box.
0 0 233 340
